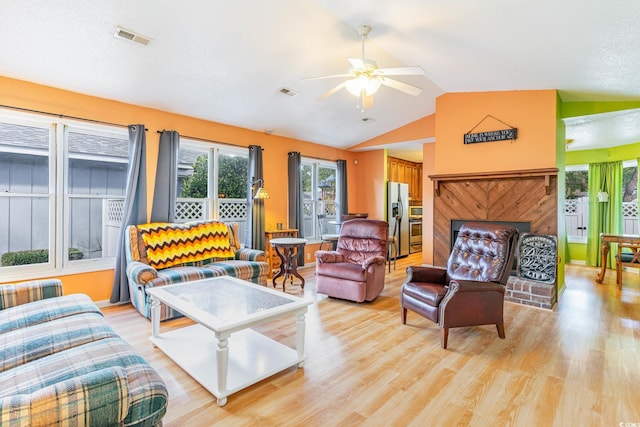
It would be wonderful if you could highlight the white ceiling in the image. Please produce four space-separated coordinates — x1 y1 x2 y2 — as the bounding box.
2 0 640 161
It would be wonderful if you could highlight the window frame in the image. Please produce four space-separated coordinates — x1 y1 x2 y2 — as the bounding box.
300 157 338 242
0 109 128 282
177 139 249 244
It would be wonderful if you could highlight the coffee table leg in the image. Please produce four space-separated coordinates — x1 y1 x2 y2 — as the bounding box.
150 296 161 342
296 310 306 368
216 333 229 406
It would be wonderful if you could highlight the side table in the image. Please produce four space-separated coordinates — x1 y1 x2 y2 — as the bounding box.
265 229 298 279
270 237 307 292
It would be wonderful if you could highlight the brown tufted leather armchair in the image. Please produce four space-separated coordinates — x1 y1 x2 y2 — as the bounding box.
400 222 519 349
315 219 388 302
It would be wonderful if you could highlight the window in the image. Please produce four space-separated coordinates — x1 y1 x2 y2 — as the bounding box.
565 161 639 243
301 159 337 240
0 111 128 278
177 140 249 244
622 161 639 235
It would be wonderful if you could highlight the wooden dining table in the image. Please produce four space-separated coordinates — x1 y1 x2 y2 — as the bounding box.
595 233 640 283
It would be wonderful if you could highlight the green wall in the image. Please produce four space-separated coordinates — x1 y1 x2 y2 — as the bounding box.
566 142 640 166
565 141 640 263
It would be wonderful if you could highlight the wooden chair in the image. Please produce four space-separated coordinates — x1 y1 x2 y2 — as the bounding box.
616 243 640 288
318 214 340 250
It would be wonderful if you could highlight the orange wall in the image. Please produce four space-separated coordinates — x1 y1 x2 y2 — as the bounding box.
350 114 435 149
0 76 382 300
348 150 386 220
435 90 558 174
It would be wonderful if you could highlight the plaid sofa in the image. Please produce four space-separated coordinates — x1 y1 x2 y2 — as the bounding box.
125 220 270 320
0 279 167 426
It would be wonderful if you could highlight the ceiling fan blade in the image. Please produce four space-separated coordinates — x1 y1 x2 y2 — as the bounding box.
319 81 346 100
304 74 351 81
377 66 425 76
380 78 422 96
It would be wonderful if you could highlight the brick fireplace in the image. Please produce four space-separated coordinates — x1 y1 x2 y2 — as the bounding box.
429 168 559 309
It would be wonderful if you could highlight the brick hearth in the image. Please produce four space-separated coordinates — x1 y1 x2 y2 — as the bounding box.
506 276 557 309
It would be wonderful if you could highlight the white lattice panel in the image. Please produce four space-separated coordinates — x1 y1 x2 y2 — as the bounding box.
623 201 638 218
564 199 577 214
105 199 124 224
176 201 205 221
219 200 247 220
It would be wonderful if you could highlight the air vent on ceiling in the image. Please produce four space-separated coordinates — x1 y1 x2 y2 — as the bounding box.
114 27 151 46
279 87 298 97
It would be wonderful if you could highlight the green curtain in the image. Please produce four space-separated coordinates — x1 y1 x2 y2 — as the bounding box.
585 161 623 267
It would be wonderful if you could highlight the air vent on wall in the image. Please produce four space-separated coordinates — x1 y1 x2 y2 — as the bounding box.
114 27 151 46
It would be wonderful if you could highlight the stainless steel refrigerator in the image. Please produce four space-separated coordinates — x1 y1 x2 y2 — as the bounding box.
387 181 410 257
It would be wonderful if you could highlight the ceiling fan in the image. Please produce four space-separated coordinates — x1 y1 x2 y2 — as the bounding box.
308 25 425 110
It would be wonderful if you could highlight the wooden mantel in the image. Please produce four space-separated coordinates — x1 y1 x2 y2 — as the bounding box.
429 168 558 196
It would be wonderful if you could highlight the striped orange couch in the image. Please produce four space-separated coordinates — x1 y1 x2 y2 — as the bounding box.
125 220 269 320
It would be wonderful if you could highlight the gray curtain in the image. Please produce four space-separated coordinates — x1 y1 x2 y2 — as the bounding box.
150 130 179 223
246 145 266 250
336 159 348 220
110 125 148 303
288 152 305 266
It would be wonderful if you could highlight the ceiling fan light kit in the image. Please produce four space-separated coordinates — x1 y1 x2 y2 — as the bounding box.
309 24 425 110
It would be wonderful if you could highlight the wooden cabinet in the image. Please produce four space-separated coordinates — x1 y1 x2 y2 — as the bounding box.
265 229 298 279
387 156 422 202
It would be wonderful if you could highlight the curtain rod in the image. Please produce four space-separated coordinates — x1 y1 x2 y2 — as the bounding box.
0 104 137 129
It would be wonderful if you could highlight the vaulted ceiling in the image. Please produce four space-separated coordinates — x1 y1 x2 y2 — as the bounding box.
2 1 640 161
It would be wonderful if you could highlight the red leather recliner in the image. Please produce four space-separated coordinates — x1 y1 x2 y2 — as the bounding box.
401 222 519 349
315 219 388 302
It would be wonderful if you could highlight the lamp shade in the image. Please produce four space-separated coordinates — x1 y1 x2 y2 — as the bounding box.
345 76 381 97
254 186 270 200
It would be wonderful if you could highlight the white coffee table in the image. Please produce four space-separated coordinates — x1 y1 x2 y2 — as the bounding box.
146 276 312 406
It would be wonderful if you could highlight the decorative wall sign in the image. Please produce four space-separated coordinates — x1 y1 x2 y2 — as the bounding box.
463 114 517 144
464 128 518 144
517 233 557 283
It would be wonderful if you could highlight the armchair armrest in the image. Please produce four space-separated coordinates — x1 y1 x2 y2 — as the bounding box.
0 279 63 311
314 250 344 264
126 261 158 286
448 279 505 294
405 266 448 285
362 255 387 269
235 248 265 262
0 367 130 426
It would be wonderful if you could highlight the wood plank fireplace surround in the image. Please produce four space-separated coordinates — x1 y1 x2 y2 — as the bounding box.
430 168 558 309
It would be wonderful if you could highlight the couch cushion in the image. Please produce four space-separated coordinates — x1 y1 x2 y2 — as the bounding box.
137 220 235 269
204 260 270 282
0 312 119 372
0 294 101 335
0 337 168 427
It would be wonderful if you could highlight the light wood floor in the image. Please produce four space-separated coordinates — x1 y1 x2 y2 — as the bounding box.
102 254 640 427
